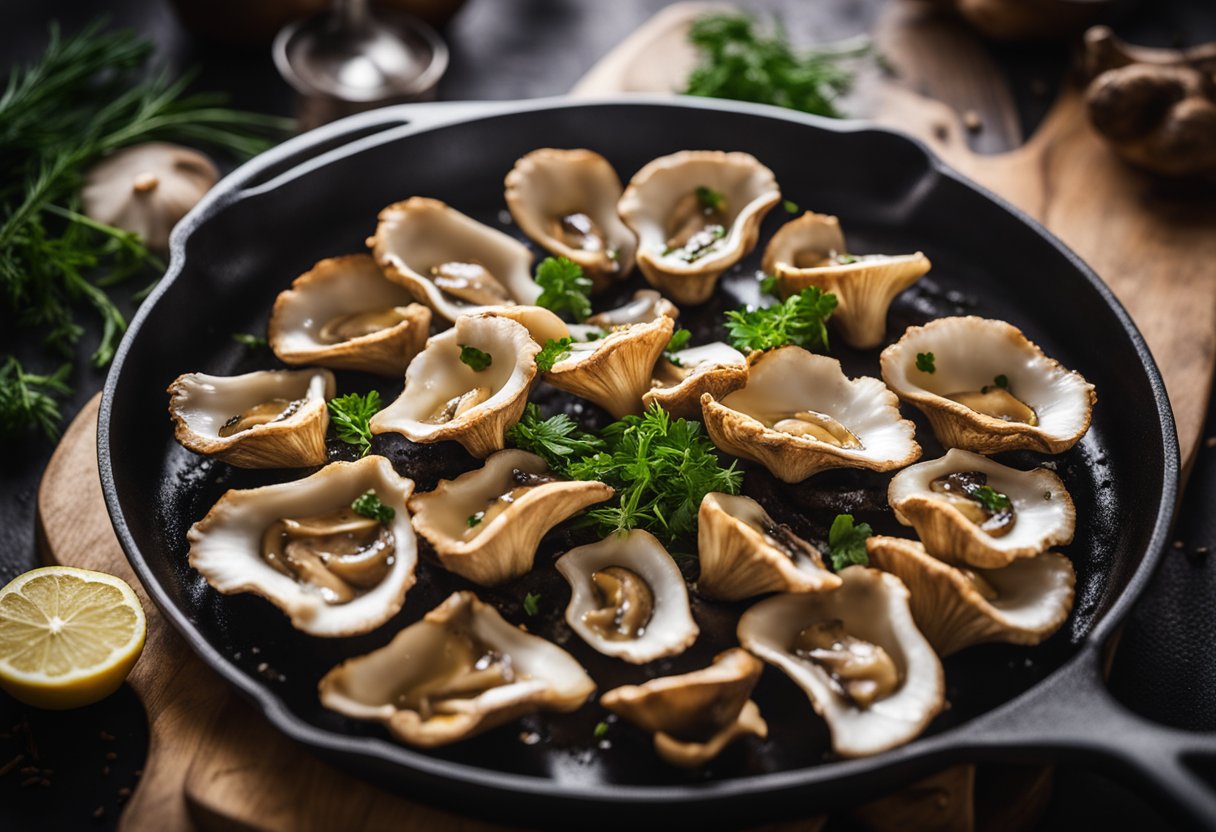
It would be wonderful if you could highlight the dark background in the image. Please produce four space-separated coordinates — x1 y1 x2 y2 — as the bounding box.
2 0 1215 829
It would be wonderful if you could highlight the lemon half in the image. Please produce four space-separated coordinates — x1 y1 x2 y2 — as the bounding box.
0 566 147 709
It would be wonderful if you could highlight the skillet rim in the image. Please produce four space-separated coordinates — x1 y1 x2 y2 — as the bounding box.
97 95 1180 810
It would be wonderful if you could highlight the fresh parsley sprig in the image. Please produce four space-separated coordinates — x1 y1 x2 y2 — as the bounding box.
523 592 541 617
566 404 742 545
827 513 872 571
328 390 381 457
664 328 692 366
724 287 838 353
534 256 592 322
351 491 395 523
459 344 492 371
535 337 573 373
506 403 605 472
0 357 71 440
916 352 935 374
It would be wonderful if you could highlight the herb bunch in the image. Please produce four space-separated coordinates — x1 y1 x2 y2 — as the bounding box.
0 22 291 439
684 13 868 118
725 287 838 353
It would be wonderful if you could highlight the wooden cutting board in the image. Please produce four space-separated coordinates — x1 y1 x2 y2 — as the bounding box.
573 0 1216 468
33 2 1210 829
39 395 1057 831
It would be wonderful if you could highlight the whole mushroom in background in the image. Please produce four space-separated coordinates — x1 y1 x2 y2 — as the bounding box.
82 142 219 252
1083 26 1216 178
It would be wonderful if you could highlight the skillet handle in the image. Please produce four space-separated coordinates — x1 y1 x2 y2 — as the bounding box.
961 643 1216 829
226 101 510 198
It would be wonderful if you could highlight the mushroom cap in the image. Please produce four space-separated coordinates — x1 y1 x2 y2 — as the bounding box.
544 315 674 418
643 342 749 420
187 456 417 637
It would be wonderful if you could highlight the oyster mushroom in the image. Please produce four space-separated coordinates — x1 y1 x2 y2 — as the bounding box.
409 449 614 586
696 492 841 601
583 289 679 330
888 449 1075 568
702 347 921 483
643 341 748 420
369 197 540 322
268 254 431 376
371 315 539 458
544 315 674 418
866 536 1076 657
762 212 931 349
737 567 946 758
504 148 638 291
618 150 781 305
167 368 334 468
82 142 218 251
880 317 1096 455
187 456 417 637
474 305 571 345
600 649 768 768
556 529 699 664
319 591 595 747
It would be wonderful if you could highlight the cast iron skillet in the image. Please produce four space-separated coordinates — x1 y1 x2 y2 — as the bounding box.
98 97 1205 828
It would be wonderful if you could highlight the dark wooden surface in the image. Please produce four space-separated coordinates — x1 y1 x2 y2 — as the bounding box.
2 0 1216 829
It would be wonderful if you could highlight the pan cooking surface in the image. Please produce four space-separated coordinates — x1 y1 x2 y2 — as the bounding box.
101 100 1170 816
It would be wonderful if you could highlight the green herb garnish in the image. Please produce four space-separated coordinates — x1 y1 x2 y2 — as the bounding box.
232 332 267 349
724 287 837 353
535 256 592 321
827 513 872 571
664 328 692 366
0 22 291 440
506 403 605 473
351 491 394 523
328 390 381 456
835 253 860 264
566 404 742 545
684 12 867 118
971 485 1012 513
696 185 725 213
593 721 609 740
994 374 1009 389
523 592 541 617
459 344 493 371
535 337 573 373
467 512 484 528
0 358 71 440
783 199 800 214
916 352 936 374
759 273 780 297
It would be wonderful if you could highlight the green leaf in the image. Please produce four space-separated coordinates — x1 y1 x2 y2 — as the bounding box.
467 512 484 528
759 273 780 297
0 357 71 440
459 344 493 371
534 256 592 321
506 403 605 473
724 287 838 353
783 199 800 214
232 332 267 349
593 720 609 739
328 390 381 456
916 352 935 374
827 513 871 571
971 485 1012 513
664 328 692 366
535 337 573 373
994 374 1009 389
351 490 394 523
696 185 725 213
523 592 541 617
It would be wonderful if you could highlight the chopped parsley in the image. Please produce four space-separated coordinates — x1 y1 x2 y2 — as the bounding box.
827 513 871 571
328 390 381 456
566 404 742 545
993 374 1009 389
696 185 725 213
783 199 800 214
664 328 692 366
459 344 493 371
916 352 936 374
535 337 573 373
351 491 394 523
758 273 780 297
535 256 592 321
593 721 610 740
523 591 541 617
506 403 605 473
972 485 1012 513
467 512 484 528
232 332 267 349
724 287 837 353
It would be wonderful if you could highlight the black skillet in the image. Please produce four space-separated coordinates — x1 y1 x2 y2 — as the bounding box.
99 97 1205 828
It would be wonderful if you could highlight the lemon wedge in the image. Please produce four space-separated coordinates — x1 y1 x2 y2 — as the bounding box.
0 566 146 709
